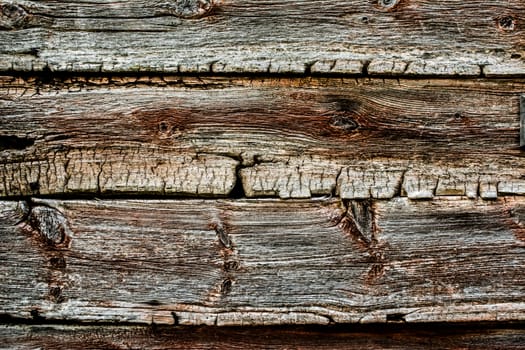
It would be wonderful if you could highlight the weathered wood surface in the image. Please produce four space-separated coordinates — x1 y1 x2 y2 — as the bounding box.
1 197 524 325
1 76 525 198
2 324 525 349
0 0 524 76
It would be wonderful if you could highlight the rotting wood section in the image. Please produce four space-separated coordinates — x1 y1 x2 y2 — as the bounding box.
1 76 525 199
1 197 524 325
0 0 524 76
1 324 525 349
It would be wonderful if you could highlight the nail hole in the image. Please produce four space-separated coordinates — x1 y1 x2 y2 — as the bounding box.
454 112 463 119
497 15 516 31
158 122 169 133
361 16 369 24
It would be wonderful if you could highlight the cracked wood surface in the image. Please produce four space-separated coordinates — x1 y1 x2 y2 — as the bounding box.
1 76 525 198
1 197 524 325
1 325 525 350
0 0 524 76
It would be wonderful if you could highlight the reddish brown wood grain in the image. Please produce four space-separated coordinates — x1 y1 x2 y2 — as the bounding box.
1 76 525 199
1 197 524 325
1 324 525 349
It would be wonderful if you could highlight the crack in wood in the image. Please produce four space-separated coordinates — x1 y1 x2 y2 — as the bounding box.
337 199 374 249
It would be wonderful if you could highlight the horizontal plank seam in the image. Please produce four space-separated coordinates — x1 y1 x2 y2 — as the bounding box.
2 63 524 79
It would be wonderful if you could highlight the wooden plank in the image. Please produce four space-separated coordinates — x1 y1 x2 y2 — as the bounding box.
0 1 524 75
1 76 524 198
1 197 524 325
1 324 525 349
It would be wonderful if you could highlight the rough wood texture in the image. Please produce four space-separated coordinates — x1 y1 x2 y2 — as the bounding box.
1 76 524 198
0 1 524 75
1 324 525 349
1 197 524 325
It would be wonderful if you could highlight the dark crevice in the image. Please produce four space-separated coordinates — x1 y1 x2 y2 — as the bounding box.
362 60 370 76
479 64 486 78
229 160 247 199
171 312 179 326
0 313 150 326
386 313 407 322
229 179 246 199
304 61 314 75
0 313 525 330
0 69 518 86
29 310 46 322
0 135 35 150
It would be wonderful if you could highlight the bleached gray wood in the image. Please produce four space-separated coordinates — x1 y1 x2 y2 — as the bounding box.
1 76 524 198
2 324 525 350
1 197 524 325
0 1 523 75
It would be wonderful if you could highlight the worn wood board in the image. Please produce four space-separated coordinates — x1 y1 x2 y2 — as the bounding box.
0 1 524 75
1 76 524 199
1 197 524 325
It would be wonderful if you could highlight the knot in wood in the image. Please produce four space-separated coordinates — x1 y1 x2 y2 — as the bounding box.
0 2 30 29
215 224 232 249
377 0 400 11
220 278 232 294
330 114 359 132
161 0 215 19
497 15 516 32
48 286 65 304
29 206 69 246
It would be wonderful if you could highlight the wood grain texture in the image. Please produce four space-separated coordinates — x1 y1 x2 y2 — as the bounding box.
0 1 524 75
1 197 524 325
1 76 524 198
2 324 525 349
